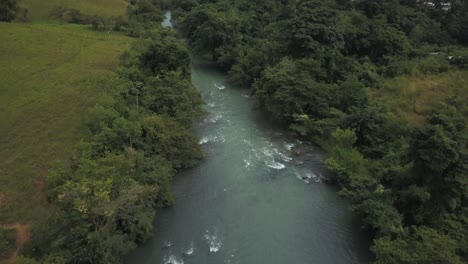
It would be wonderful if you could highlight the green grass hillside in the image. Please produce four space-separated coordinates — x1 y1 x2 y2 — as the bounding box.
0 22 132 227
20 0 129 21
375 70 468 125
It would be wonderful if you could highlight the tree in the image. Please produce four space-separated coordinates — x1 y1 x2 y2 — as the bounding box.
141 71 204 125
342 104 385 147
67 9 86 24
0 0 19 22
139 38 191 77
0 227 16 258
287 0 345 57
254 58 333 123
447 2 468 44
49 6 67 24
372 226 463 264
406 110 467 223
368 16 411 60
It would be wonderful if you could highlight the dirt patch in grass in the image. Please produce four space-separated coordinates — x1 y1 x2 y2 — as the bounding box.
0 223 30 264
35 162 50 206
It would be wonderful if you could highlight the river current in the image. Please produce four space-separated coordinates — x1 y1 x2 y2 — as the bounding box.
125 12 371 264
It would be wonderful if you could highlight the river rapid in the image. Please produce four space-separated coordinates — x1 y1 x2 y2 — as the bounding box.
125 12 371 264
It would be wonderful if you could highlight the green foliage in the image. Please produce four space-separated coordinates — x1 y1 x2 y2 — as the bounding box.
20 0 128 22
36 27 204 261
4 2 203 263
0 22 132 227
254 58 333 123
66 8 86 24
12 257 40 264
367 16 411 60
287 0 345 57
0 227 16 257
139 38 191 77
446 2 468 45
0 0 19 22
48 6 66 23
372 226 463 264
174 0 468 262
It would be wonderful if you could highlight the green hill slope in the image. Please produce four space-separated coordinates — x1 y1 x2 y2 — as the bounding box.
0 22 132 227
20 0 128 22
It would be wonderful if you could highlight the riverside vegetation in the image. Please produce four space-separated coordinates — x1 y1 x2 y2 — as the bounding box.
170 0 468 263
1 0 467 263
1 0 133 261
1 0 204 263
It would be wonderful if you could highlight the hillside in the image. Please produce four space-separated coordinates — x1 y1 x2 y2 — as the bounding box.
0 0 203 262
19 0 128 22
377 69 468 125
0 21 132 261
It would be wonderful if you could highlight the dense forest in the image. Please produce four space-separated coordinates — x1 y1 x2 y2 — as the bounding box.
2 0 204 263
169 0 468 263
1 0 467 263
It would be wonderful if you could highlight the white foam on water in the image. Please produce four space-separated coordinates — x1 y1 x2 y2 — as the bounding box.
214 82 225 90
185 247 194 255
241 94 250 98
261 147 286 169
267 147 292 162
278 151 293 162
206 113 223 124
243 139 253 146
244 159 251 167
163 241 173 248
284 142 295 151
262 147 273 157
295 170 310 184
224 249 238 264
199 135 226 145
163 255 184 264
252 149 261 159
296 170 323 184
183 241 195 256
307 171 322 183
266 160 285 170
199 137 210 145
208 102 215 108
204 230 222 253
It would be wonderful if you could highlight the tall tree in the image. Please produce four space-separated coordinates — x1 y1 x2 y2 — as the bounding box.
0 0 19 22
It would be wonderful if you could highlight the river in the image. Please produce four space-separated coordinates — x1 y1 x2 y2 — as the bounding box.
125 12 371 264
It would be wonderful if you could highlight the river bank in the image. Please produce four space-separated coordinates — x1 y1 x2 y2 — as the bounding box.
125 12 371 264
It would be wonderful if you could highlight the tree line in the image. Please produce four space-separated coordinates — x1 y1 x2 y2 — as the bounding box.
9 0 205 263
171 0 468 263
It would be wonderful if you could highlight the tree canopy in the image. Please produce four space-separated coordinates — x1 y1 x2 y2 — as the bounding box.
172 0 468 262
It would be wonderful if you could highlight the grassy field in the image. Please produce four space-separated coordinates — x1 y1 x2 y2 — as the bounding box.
374 70 468 125
0 22 132 229
20 0 129 22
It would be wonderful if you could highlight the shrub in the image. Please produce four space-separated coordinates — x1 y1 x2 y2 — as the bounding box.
0 227 16 257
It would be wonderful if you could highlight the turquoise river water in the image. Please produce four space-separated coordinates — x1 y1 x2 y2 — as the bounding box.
125 12 371 264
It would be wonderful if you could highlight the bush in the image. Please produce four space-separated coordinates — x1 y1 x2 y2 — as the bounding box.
66 9 86 24
0 227 16 257
449 50 468 69
49 6 66 23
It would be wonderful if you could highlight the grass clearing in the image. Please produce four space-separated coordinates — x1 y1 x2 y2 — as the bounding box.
20 0 129 22
0 22 133 227
373 70 468 124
